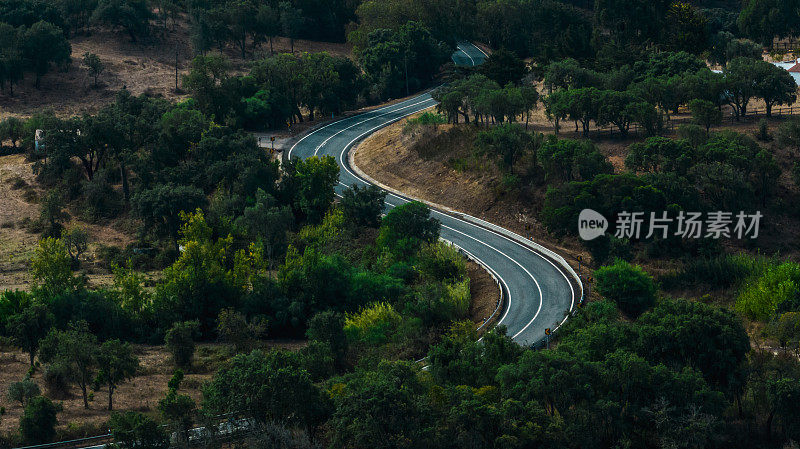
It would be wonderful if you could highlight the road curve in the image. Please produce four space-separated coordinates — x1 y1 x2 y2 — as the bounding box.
287 49 578 345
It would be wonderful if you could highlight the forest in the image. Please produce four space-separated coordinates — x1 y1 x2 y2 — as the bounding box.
1 0 800 448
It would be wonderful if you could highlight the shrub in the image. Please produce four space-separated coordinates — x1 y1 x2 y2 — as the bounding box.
344 302 402 345
19 396 61 444
109 411 169 449
165 321 200 369
43 362 71 399
403 112 447 134
736 262 800 321
7 378 40 407
659 254 772 291
81 175 123 220
595 260 657 318
445 279 471 319
417 242 466 283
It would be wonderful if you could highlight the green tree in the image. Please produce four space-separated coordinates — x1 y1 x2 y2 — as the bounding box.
62 226 89 266
234 189 293 268
594 260 657 318
82 52 104 87
181 53 231 120
7 377 41 407
328 360 432 448
768 312 800 354
91 0 151 42
520 85 539 130
38 322 98 409
278 1 303 53
306 310 348 369
738 0 800 47
109 411 169 449
736 262 800 321
95 339 139 410
537 136 613 182
689 99 722 133
226 0 258 58
636 298 750 394
340 184 386 228
131 183 207 251
19 396 61 444
21 21 71 89
778 116 800 155
477 122 537 171
6 303 54 366
39 189 67 238
164 321 200 369
30 237 76 297
203 349 325 428
377 201 439 258
724 57 758 119
480 48 526 87
282 155 340 225
158 373 196 446
0 22 24 95
753 59 797 117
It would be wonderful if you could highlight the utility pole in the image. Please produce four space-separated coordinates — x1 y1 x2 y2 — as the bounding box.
404 53 409 97
174 46 179 91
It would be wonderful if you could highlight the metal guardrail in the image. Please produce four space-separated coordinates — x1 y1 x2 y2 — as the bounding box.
12 433 112 449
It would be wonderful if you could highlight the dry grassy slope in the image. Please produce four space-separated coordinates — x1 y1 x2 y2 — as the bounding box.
0 155 136 290
353 114 593 275
0 17 352 119
0 341 304 434
353 112 800 290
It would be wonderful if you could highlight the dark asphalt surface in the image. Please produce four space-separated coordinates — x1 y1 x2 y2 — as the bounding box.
287 44 577 345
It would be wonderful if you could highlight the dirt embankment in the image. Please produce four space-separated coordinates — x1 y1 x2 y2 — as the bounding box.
352 114 590 274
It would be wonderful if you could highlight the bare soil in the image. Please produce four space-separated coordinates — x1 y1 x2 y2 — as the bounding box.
0 17 351 119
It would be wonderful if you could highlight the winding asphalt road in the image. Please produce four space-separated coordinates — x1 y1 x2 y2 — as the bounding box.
288 43 579 346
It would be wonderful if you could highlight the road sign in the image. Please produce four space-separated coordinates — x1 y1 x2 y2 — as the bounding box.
270 136 275 142
545 328 551 336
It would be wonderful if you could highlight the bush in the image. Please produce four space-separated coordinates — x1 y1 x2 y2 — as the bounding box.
43 362 71 399
417 242 466 283
19 396 61 444
595 260 657 318
81 175 123 220
165 321 200 369
659 254 772 291
344 302 402 345
736 262 800 321
403 112 447 134
109 411 169 449
7 378 40 407
445 279 471 319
